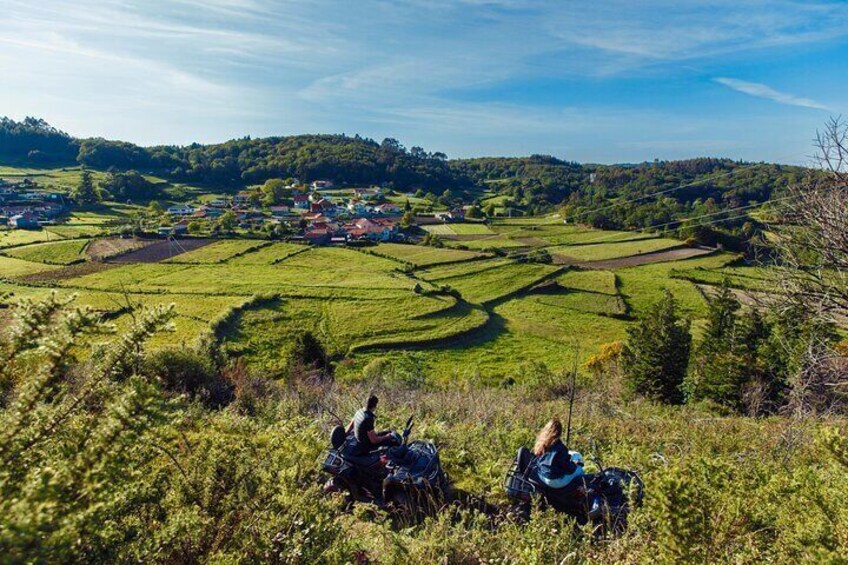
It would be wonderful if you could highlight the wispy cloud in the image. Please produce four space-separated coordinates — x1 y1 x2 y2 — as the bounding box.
715 77 831 111
0 0 844 159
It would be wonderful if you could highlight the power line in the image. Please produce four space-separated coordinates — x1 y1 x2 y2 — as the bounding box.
560 153 807 225
478 151 808 242
585 194 797 245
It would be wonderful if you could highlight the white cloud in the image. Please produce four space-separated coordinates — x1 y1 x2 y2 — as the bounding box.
0 0 843 157
715 77 831 111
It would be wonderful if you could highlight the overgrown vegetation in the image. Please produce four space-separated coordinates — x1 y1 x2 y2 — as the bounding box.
2 294 848 563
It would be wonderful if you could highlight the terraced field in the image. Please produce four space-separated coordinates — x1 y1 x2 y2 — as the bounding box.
444 235 528 250
3 239 90 265
0 214 752 382
0 256 61 278
165 240 270 264
0 229 64 249
228 242 307 265
548 238 682 263
424 262 560 304
370 243 488 267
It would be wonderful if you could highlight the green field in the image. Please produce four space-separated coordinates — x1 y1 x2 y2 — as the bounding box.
0 235 745 383
557 269 618 295
3 239 90 265
548 238 682 262
165 240 269 264
445 223 495 235
423 262 560 304
0 256 61 278
227 242 306 265
371 243 488 267
421 224 456 236
0 229 64 249
444 235 528 250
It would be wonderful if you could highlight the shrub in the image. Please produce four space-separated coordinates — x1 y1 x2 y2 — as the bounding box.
363 354 428 389
286 330 329 376
143 347 233 408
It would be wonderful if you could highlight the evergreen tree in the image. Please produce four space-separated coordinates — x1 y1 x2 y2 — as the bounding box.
686 281 746 409
685 281 781 413
73 168 99 204
622 290 691 404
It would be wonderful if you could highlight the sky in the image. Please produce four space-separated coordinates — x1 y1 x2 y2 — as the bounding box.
1 0 847 164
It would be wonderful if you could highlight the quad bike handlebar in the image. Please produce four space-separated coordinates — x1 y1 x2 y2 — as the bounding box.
402 415 414 443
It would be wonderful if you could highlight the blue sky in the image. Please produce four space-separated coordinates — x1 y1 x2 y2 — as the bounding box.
1 0 846 163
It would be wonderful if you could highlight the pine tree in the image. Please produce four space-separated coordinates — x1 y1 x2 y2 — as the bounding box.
686 281 745 409
73 168 99 204
622 290 691 404
686 281 775 413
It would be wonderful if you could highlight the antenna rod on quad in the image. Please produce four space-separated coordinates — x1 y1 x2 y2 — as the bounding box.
565 355 578 447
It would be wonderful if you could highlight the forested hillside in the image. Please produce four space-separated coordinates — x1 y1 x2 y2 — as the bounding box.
1 117 812 240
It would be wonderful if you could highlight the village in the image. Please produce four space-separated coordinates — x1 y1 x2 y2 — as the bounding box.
1 176 468 246
0 178 71 229
160 179 467 244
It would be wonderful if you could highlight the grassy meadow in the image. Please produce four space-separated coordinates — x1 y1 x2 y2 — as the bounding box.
0 212 754 384
3 177 846 563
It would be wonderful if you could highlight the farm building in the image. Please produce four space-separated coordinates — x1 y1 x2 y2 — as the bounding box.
353 187 382 201
9 212 40 229
233 191 253 206
310 198 337 215
293 194 310 209
167 204 195 216
343 218 399 242
435 208 465 223
375 203 401 215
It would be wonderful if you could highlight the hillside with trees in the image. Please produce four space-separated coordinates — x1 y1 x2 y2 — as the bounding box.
0 117 814 246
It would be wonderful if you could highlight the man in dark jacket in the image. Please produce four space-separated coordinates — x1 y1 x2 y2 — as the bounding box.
346 394 395 454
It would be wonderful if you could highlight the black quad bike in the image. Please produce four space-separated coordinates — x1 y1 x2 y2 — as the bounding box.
320 416 449 517
504 447 644 534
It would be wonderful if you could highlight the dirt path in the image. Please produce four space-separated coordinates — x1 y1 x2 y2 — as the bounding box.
108 238 214 263
553 246 716 269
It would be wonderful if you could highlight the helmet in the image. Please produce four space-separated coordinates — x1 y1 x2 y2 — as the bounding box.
569 450 584 467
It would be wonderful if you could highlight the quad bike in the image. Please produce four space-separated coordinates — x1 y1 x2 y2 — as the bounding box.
504 447 644 534
320 416 449 518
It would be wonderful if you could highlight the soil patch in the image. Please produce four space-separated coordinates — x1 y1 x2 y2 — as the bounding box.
87 237 153 261
108 238 215 263
553 246 716 269
20 261 117 283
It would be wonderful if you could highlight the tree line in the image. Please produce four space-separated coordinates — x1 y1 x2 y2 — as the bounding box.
2 117 813 244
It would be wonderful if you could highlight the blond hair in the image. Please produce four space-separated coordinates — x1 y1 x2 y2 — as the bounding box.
533 419 563 457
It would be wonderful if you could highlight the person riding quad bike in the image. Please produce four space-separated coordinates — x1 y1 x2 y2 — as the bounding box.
532 419 584 491
346 395 399 454
505 418 643 533
321 394 448 516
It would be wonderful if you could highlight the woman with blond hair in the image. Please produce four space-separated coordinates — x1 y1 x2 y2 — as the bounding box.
533 418 583 489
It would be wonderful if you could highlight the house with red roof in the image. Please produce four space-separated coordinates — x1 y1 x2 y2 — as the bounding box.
293 193 310 209
310 198 336 213
343 217 398 242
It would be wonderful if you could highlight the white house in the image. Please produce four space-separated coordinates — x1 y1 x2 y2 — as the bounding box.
166 204 195 216
310 180 334 190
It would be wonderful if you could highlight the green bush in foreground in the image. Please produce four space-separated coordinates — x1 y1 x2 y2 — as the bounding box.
2 295 848 563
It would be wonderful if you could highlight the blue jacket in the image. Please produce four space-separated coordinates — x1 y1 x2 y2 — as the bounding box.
537 440 581 488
